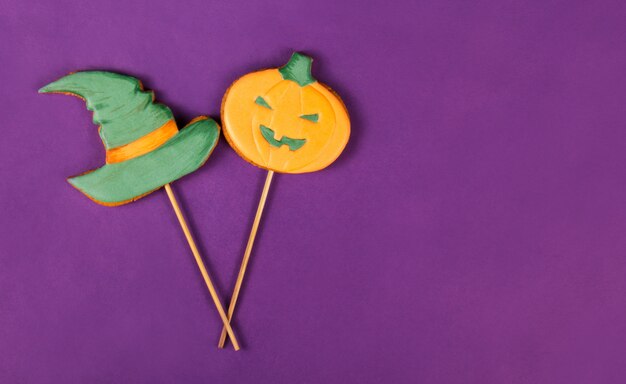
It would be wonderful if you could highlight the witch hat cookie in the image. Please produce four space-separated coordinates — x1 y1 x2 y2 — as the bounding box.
40 71 219 206
40 71 241 350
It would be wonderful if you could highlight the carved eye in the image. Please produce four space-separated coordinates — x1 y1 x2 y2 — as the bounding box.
255 96 272 110
300 113 319 123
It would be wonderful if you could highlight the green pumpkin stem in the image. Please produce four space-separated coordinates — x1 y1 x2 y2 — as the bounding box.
278 52 316 87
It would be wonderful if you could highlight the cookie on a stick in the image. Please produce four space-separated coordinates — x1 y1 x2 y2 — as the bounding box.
219 53 350 347
40 71 240 350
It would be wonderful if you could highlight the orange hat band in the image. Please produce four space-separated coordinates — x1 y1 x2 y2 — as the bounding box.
106 120 178 164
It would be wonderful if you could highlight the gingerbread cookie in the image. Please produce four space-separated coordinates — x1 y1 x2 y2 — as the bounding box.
40 71 241 349
216 53 351 348
40 71 220 205
221 52 350 173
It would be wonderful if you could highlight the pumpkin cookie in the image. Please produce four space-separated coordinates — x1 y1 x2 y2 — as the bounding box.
217 53 351 348
221 52 350 173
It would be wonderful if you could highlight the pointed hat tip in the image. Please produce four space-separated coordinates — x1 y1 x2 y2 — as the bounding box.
39 77 62 94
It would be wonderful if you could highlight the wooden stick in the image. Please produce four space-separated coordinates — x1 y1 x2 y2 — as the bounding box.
164 183 240 351
218 170 274 348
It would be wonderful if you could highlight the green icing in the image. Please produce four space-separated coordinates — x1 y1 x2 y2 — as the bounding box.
300 113 319 123
255 96 272 109
278 52 316 87
68 118 220 204
260 125 306 151
39 71 173 149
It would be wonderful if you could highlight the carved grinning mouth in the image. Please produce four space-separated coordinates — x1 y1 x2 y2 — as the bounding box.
260 125 306 151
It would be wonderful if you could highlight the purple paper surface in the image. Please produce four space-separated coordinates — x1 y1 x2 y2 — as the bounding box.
2 0 626 382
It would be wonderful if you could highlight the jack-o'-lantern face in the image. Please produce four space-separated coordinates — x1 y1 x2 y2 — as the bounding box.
221 53 350 173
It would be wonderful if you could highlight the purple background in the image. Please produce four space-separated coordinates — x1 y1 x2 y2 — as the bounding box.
1 0 626 382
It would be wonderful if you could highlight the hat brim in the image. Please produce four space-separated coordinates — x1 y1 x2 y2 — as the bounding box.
68 117 219 206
